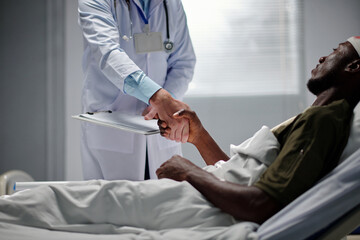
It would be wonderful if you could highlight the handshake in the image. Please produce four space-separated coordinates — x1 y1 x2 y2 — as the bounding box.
143 88 204 145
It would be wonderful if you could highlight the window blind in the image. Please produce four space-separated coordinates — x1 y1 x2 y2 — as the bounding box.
182 0 303 97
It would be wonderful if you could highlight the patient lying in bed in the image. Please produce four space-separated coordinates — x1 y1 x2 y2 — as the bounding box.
156 36 360 223
0 37 360 233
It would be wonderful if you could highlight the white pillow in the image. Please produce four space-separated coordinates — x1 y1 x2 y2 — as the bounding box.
339 102 360 163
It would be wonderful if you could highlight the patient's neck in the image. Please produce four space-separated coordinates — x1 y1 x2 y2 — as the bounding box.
312 88 358 109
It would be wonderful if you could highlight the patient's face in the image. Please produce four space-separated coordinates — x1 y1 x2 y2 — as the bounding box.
307 41 357 95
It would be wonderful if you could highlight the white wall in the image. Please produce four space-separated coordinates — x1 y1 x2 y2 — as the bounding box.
64 0 360 180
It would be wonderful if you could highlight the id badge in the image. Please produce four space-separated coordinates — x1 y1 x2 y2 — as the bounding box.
134 32 164 54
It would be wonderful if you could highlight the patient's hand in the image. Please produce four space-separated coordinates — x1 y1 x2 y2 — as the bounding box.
160 109 228 166
158 109 205 145
156 155 202 181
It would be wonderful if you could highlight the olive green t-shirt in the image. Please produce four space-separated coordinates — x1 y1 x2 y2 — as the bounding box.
254 99 353 206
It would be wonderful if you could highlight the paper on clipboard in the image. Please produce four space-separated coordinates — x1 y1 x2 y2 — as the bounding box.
72 111 160 135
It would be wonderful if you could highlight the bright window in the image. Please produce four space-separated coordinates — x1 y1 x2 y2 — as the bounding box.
182 0 303 97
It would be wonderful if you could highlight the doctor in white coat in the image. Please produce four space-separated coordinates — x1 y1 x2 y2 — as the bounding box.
78 0 196 180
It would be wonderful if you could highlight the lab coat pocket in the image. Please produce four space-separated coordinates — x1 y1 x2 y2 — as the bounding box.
86 124 134 153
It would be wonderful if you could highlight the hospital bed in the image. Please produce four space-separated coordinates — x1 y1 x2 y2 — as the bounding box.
1 104 359 240
0 146 359 240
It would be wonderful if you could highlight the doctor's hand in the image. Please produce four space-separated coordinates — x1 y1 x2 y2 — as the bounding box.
156 155 202 181
142 105 159 119
148 89 190 143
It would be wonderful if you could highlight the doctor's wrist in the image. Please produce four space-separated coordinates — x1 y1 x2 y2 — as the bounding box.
149 88 173 106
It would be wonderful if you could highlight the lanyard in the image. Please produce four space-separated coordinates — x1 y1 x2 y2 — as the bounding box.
114 0 171 42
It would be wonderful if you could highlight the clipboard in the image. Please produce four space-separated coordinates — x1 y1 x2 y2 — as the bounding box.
72 111 160 135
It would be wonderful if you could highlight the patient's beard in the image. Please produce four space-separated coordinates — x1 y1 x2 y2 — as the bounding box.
307 72 336 96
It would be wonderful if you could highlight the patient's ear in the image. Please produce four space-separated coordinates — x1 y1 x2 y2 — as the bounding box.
345 59 360 73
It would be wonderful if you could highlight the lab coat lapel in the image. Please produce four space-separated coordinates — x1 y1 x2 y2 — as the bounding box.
132 0 147 21
133 0 164 25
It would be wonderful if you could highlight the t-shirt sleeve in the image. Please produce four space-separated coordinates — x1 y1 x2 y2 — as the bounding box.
254 103 351 206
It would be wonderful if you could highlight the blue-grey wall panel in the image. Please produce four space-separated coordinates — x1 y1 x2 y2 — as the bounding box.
0 0 47 180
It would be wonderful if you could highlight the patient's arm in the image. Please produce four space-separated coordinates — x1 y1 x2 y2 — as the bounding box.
156 155 281 224
158 109 229 165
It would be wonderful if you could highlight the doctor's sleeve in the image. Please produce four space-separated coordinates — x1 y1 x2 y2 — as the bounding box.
78 0 141 91
162 1 196 100
124 71 162 104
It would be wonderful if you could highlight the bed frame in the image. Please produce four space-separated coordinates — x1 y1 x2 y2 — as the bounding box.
0 170 34 195
313 203 360 240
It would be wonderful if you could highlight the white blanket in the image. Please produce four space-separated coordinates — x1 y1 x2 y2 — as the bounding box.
204 126 279 185
0 179 236 231
0 179 260 240
0 126 279 239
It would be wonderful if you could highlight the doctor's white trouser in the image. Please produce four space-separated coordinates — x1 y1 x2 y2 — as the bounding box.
81 122 182 180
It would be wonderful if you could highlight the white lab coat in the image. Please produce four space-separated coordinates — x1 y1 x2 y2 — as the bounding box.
78 0 196 180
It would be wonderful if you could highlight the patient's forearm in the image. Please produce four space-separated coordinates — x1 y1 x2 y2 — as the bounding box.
185 168 281 224
193 129 229 165
171 109 229 165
